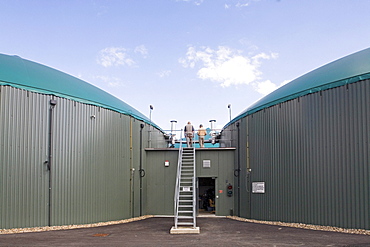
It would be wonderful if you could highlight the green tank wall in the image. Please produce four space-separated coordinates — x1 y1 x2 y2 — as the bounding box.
0 85 166 229
220 79 370 230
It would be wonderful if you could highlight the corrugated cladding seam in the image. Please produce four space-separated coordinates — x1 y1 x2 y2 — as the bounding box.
247 79 369 230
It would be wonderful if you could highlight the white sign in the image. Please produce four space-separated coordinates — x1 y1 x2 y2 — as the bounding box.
182 187 191 192
203 160 211 168
252 182 265 193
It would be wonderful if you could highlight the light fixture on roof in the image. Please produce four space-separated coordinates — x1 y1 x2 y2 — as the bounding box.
149 105 154 123
149 105 154 148
228 104 231 122
209 120 216 131
170 120 177 148
170 120 177 134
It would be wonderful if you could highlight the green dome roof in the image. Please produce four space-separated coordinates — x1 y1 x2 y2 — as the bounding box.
228 47 370 126
0 54 158 128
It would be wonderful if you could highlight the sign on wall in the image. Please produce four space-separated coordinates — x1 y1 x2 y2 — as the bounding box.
203 160 211 168
252 182 265 193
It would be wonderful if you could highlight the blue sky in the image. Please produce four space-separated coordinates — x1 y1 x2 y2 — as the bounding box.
1 0 370 131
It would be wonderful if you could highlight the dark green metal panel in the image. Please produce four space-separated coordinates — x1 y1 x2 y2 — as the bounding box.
0 86 167 229
0 86 49 228
144 149 235 216
244 80 369 230
196 149 235 216
51 98 132 225
145 150 178 215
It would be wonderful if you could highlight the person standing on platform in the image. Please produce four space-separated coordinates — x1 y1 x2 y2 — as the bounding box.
184 122 194 147
197 124 207 148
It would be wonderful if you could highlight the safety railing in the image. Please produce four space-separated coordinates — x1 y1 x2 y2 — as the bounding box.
173 129 184 228
164 128 223 148
173 130 197 229
191 142 196 228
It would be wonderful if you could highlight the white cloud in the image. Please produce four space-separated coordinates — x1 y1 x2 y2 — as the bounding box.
236 2 249 8
253 79 291 96
179 46 278 88
134 45 148 57
253 80 278 95
157 70 171 78
95 75 125 87
176 0 204 5
97 47 136 67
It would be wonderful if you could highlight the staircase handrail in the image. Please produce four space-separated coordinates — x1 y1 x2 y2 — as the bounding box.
174 129 184 228
192 141 196 227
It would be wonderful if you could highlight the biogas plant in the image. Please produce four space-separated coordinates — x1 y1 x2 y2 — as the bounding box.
1 48 369 232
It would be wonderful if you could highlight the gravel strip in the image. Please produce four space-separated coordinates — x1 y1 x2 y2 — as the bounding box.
2 215 369 236
0 215 154 235
227 216 370 235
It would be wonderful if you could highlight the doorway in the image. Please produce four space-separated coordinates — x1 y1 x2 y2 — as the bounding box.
198 177 216 215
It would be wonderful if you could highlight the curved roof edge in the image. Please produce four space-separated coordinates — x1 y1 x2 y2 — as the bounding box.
224 47 370 129
0 54 161 130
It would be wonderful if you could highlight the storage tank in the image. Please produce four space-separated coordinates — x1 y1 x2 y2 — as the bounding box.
221 48 370 230
0 54 166 229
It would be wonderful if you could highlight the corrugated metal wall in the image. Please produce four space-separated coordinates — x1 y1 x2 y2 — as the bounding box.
0 86 49 228
51 98 133 225
222 79 369 230
145 149 235 216
0 85 166 229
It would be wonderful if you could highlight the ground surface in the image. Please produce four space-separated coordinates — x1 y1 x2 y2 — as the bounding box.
0 217 369 246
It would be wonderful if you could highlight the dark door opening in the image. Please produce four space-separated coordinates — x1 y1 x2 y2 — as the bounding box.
198 177 215 215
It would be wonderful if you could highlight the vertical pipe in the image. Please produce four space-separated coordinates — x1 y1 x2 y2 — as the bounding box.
47 98 57 226
236 122 241 216
246 121 251 218
130 118 134 217
139 123 145 216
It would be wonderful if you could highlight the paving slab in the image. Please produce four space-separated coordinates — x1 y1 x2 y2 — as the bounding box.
0 217 369 246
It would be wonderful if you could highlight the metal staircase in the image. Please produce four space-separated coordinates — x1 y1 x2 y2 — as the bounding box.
171 141 199 234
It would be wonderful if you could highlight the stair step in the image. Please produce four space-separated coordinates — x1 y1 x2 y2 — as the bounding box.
175 147 196 229
177 223 195 226
178 216 193 219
